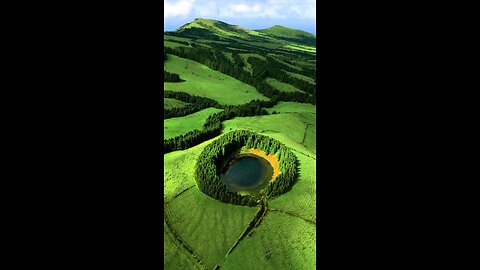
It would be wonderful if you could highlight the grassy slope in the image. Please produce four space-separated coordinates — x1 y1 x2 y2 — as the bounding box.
258 25 316 40
266 101 316 114
164 54 269 105
283 70 316 84
164 98 189 110
221 111 316 220
222 114 306 143
164 137 216 202
164 40 188 48
221 212 316 270
164 222 202 270
164 136 259 269
265 77 303 93
167 188 258 269
164 107 223 140
283 43 316 53
164 35 192 42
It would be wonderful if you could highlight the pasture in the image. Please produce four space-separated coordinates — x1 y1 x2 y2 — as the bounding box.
166 187 259 269
283 70 316 84
265 77 303 93
164 107 223 140
164 40 188 48
221 212 316 269
164 54 269 105
164 98 189 110
267 101 316 114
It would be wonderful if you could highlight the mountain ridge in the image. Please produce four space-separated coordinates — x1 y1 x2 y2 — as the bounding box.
172 18 315 45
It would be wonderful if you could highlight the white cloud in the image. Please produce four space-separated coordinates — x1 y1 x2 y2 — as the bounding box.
164 0 195 18
164 0 315 20
229 3 262 13
194 1 218 17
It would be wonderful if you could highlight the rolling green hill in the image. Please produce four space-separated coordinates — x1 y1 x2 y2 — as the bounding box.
258 25 315 38
164 54 269 105
166 18 316 56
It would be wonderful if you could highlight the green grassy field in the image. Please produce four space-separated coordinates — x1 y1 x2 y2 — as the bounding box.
164 40 188 48
283 43 316 53
164 98 190 110
265 77 303 93
164 35 193 42
164 221 203 269
283 70 316 84
267 101 316 114
164 54 269 105
221 212 316 269
164 107 223 140
222 112 316 158
166 187 259 269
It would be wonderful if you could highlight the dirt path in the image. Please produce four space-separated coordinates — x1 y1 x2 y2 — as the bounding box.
269 208 316 225
220 199 269 267
301 123 309 144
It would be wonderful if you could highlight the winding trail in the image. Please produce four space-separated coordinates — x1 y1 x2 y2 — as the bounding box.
220 199 269 266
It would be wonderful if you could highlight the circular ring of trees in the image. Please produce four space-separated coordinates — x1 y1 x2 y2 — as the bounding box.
194 130 299 206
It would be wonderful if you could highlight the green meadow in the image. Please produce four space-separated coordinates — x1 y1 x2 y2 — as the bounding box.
267 101 316 114
164 98 189 110
221 212 316 269
164 54 269 105
283 70 316 84
265 77 303 93
164 107 223 140
164 40 188 48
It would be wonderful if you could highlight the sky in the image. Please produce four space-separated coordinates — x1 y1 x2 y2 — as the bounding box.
164 0 316 35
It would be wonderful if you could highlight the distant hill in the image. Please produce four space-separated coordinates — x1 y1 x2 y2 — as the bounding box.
172 18 315 46
257 25 316 46
175 18 252 39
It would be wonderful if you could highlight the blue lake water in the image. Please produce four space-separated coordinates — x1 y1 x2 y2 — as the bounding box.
220 155 273 193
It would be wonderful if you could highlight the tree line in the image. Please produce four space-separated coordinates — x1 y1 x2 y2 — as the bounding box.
164 70 183 82
195 130 299 206
164 91 221 119
163 98 275 153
